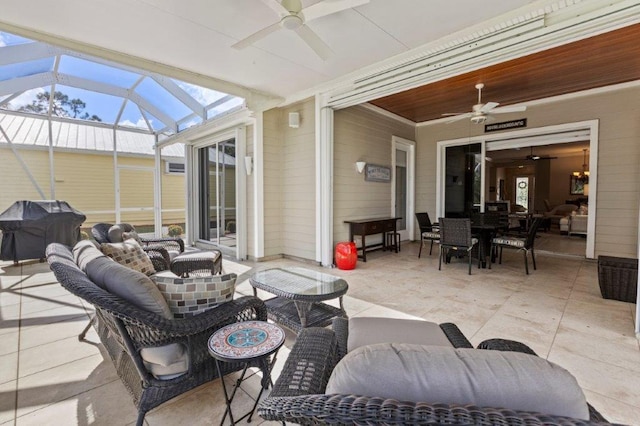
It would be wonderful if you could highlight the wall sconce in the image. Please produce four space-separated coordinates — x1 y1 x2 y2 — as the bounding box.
355 161 366 174
288 112 300 128
244 156 253 175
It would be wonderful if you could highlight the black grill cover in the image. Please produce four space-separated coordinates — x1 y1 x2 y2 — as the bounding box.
0 200 86 262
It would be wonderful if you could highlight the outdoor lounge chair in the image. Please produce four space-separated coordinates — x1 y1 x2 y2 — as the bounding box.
46 242 267 426
258 317 609 425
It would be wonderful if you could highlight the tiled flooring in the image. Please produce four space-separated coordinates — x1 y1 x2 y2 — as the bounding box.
1 242 638 425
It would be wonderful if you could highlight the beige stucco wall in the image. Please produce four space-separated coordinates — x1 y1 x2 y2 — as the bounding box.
333 105 415 245
0 147 186 231
416 85 640 258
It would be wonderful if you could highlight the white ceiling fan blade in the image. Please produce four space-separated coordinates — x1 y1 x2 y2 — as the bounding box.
232 22 281 50
302 0 370 22
480 101 499 113
261 0 290 16
491 105 527 114
444 113 473 123
294 25 332 60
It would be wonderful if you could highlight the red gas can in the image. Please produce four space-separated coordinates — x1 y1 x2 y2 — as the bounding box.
335 242 357 270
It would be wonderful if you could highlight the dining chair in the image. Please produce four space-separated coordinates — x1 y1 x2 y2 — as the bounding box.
415 212 440 257
489 217 543 274
438 218 479 275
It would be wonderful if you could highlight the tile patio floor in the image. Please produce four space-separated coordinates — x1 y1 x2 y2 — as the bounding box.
1 242 639 425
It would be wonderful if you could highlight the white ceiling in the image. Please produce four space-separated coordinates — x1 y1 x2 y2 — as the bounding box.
0 0 547 101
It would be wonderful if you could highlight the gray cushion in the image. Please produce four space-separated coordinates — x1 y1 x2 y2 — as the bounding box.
347 317 452 353
326 344 589 420
107 223 135 243
85 256 187 378
73 240 105 272
422 231 440 239
85 256 171 318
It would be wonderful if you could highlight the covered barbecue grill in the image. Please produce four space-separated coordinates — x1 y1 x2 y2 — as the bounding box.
0 200 86 262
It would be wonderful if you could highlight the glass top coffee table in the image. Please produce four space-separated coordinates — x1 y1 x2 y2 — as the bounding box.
249 267 349 333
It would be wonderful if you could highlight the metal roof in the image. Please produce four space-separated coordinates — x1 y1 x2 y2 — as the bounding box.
0 111 184 158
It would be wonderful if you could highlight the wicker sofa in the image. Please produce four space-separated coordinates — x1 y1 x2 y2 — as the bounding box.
258 318 609 425
46 242 267 426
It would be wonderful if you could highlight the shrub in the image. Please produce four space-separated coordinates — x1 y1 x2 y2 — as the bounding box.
168 224 183 237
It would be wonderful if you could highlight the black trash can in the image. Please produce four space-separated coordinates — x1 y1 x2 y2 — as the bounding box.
0 200 86 262
597 255 638 303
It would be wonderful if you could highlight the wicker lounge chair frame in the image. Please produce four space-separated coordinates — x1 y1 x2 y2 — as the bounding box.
46 243 268 426
258 317 608 425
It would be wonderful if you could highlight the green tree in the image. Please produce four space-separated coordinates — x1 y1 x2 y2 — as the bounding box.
17 90 101 122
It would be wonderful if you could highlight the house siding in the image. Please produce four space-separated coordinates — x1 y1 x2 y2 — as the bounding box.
0 146 186 230
333 105 415 246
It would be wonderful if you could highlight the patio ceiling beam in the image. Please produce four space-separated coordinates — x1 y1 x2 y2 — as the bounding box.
156 94 239 135
0 72 55 96
150 75 206 119
56 73 177 131
0 42 63 65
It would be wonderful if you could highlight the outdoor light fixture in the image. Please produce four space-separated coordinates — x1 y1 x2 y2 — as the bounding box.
572 148 590 183
244 156 253 175
288 112 300 128
355 161 366 174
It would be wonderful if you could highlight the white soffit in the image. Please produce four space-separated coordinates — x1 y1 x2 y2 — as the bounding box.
319 0 640 109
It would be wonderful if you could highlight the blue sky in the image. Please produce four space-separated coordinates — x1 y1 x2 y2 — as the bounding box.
0 31 243 132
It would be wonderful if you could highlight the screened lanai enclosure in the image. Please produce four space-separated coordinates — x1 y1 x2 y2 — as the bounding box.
0 31 244 251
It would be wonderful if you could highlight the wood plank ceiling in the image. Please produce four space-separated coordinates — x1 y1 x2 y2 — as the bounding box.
369 23 640 123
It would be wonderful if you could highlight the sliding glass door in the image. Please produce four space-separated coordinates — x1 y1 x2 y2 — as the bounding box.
197 138 237 248
443 143 482 217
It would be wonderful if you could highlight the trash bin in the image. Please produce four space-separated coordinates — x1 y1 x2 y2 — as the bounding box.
335 242 357 270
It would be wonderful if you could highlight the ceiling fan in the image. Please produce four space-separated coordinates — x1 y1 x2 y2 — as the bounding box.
510 147 558 161
443 83 527 124
232 0 370 60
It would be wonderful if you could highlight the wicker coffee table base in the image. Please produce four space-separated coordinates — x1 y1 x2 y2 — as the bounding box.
263 297 346 333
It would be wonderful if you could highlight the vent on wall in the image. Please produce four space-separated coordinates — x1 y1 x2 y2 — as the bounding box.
165 162 185 174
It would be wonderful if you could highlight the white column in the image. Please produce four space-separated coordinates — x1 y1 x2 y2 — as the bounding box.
316 95 334 267
253 112 265 260
153 136 163 238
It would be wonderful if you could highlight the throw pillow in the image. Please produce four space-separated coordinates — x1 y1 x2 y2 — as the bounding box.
122 230 143 245
326 343 589 420
152 271 237 318
101 238 156 276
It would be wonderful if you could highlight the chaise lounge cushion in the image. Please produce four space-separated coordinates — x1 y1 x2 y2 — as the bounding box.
326 343 589 420
347 317 453 352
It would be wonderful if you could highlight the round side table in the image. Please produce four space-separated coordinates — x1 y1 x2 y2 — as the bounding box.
208 321 285 425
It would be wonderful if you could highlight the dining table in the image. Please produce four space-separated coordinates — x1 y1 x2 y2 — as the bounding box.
471 214 507 268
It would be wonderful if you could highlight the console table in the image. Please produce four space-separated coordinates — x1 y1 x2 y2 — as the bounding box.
344 217 401 262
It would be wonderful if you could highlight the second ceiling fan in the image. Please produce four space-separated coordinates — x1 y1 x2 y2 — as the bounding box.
443 83 527 124
232 0 370 60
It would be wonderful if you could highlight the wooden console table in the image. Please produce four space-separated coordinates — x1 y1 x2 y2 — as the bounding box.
344 217 401 262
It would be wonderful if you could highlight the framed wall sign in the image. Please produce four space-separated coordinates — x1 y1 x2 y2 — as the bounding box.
364 164 391 182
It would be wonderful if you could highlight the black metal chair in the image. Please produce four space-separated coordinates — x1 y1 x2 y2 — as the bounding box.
489 217 543 274
415 212 440 257
438 217 479 275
